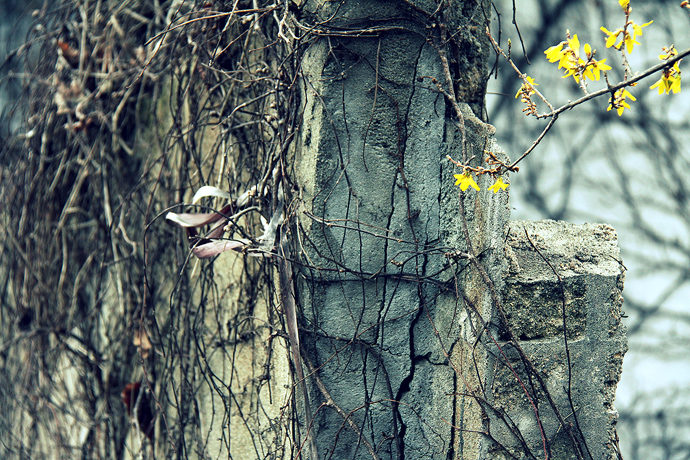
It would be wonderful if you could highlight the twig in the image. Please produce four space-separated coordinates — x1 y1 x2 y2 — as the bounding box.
486 26 690 171
303 354 382 460
433 28 467 162
524 229 592 460
456 192 551 460
278 234 319 460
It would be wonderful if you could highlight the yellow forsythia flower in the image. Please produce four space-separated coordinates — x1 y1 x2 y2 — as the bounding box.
545 32 610 83
488 177 509 193
601 20 652 54
587 58 612 81
515 76 538 98
650 46 682 95
650 62 682 95
454 172 480 191
607 88 636 116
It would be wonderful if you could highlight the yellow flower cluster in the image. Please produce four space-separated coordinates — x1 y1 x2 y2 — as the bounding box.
453 172 479 191
607 87 636 116
650 46 682 95
515 76 538 99
453 172 508 194
515 76 539 116
544 33 611 83
538 0 681 119
601 0 651 54
600 20 652 54
488 177 509 193
490 0 685 195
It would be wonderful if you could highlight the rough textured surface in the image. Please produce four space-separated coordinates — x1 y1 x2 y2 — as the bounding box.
498 220 628 460
291 2 626 460
293 1 502 459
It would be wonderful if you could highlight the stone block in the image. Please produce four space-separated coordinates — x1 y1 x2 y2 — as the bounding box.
491 220 627 460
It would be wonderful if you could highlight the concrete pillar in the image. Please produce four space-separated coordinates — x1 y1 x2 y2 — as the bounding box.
292 1 506 458
291 2 626 460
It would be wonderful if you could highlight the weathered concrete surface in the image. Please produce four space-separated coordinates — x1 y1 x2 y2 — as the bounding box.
497 220 628 460
290 2 626 460
293 1 505 459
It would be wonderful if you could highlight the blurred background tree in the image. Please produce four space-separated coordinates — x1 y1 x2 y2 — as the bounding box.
488 1 690 459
